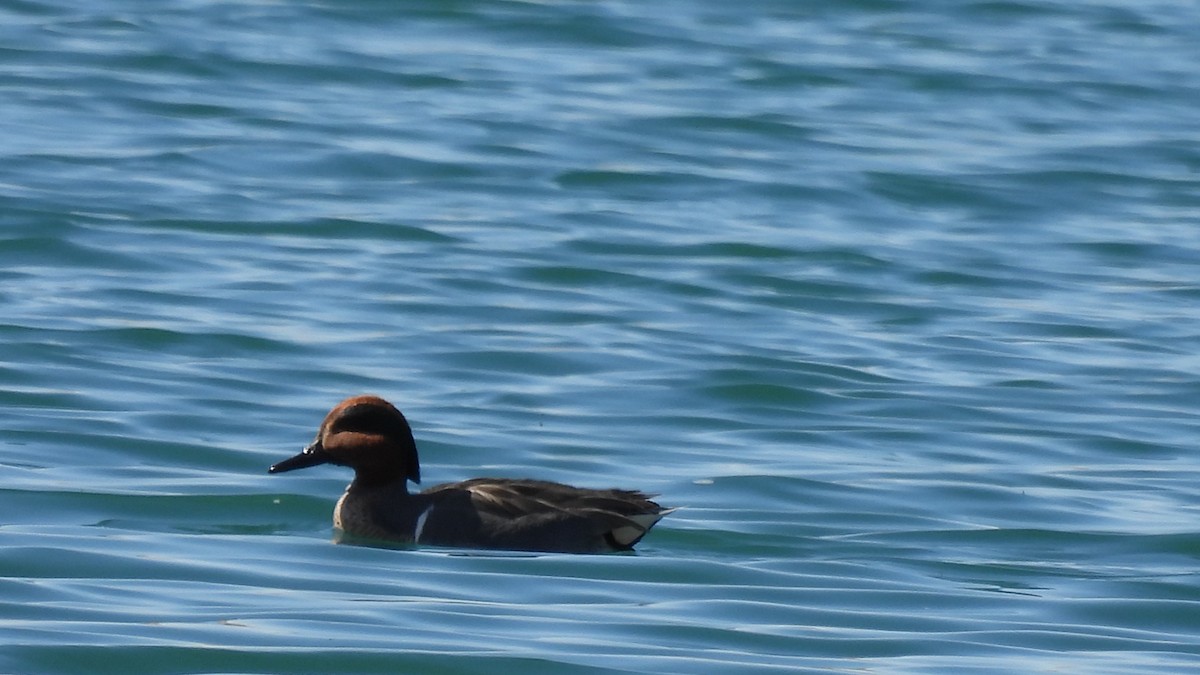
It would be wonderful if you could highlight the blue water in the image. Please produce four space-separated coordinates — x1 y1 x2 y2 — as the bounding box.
3 0 1200 672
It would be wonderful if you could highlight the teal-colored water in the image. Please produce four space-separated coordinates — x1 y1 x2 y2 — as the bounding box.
3 1 1200 673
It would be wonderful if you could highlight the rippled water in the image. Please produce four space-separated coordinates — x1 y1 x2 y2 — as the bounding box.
3 0 1200 672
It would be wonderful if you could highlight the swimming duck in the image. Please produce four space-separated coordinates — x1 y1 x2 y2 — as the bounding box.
269 395 669 553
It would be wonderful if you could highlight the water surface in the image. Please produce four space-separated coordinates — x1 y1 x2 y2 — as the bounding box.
3 0 1200 673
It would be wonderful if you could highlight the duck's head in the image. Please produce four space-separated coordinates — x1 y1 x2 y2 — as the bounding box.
269 395 420 487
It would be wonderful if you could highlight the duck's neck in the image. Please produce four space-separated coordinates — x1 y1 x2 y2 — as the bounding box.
348 472 412 493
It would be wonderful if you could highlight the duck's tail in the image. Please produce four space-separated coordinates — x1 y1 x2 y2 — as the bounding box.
607 507 677 549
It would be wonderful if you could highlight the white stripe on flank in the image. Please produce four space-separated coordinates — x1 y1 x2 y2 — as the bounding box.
413 506 434 544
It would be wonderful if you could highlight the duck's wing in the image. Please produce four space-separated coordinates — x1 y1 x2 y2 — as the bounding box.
457 478 659 514
420 478 669 552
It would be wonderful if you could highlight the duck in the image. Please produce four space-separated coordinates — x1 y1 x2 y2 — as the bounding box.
269 395 670 553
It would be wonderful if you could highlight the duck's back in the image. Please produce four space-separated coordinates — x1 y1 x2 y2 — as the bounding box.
415 478 667 553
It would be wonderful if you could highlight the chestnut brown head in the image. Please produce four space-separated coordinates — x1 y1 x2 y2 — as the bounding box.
269 395 420 486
